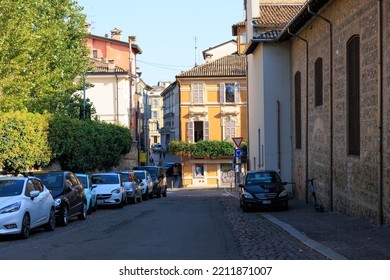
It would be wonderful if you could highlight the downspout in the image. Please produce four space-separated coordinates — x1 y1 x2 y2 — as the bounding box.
377 0 384 225
287 28 309 204
115 73 119 122
308 6 334 211
277 100 281 172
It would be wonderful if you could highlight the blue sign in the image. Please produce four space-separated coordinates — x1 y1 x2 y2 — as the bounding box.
234 148 243 158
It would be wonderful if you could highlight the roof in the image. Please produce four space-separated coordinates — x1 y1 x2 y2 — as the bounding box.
88 34 142 54
176 54 247 78
232 21 246 36
278 0 332 41
89 58 127 74
254 4 304 27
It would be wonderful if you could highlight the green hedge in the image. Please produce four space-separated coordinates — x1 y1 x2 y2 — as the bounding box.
168 140 235 157
0 111 133 173
0 110 52 172
48 115 132 172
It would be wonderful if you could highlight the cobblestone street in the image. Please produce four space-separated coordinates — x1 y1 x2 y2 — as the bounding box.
220 195 326 260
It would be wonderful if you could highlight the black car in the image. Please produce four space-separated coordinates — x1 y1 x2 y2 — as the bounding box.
239 170 289 212
133 166 167 198
35 171 87 226
163 162 181 177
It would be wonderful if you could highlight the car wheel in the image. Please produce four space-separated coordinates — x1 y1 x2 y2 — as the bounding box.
59 205 69 226
78 202 87 220
87 199 93 215
157 187 162 198
45 208 56 231
92 199 98 212
162 186 167 197
242 202 250 213
137 193 143 203
143 189 149 201
20 213 31 239
149 190 154 199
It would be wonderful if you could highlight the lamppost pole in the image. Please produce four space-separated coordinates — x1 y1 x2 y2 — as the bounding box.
83 73 86 121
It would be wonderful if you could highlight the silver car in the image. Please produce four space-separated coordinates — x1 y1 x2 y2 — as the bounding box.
91 173 127 208
117 171 143 204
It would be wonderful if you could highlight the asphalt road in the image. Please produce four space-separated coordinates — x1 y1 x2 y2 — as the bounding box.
0 189 242 260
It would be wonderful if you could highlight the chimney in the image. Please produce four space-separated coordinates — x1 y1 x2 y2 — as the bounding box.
108 60 116 72
84 23 91 33
111 28 122 40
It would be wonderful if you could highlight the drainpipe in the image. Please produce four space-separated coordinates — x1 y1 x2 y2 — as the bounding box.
287 28 309 204
277 100 281 172
308 6 334 211
115 73 119 122
377 0 384 225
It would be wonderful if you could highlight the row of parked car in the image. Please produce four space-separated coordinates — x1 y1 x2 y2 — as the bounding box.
0 166 168 239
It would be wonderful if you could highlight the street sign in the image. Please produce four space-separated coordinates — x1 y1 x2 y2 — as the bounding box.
234 148 243 158
232 137 243 148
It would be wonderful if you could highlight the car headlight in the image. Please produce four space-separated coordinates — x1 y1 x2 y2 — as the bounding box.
279 190 288 197
243 191 254 199
54 198 62 207
0 201 22 214
111 187 121 194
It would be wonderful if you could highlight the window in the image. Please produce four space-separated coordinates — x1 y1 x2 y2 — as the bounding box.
187 121 209 142
194 164 204 177
152 111 158 118
347 35 360 156
93 50 98 58
191 83 204 103
152 99 158 106
152 122 158 131
224 120 236 140
315 58 323 107
295 71 302 149
220 82 240 103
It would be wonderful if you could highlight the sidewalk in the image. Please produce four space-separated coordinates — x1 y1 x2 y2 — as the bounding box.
265 199 390 260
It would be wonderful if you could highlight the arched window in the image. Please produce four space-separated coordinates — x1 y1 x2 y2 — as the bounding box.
315 58 323 107
347 35 360 156
295 71 302 149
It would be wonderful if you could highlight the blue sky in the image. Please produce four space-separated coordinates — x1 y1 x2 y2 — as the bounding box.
76 0 245 86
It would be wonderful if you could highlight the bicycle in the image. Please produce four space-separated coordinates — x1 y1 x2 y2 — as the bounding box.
305 178 324 212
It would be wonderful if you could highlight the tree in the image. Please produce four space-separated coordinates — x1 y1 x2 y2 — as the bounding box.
0 0 89 113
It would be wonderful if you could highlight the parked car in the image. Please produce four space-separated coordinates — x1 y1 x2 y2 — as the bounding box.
75 173 97 215
116 171 143 204
163 162 181 177
133 170 154 200
133 166 167 198
90 173 126 207
151 144 164 153
238 170 289 212
0 174 56 239
35 171 88 226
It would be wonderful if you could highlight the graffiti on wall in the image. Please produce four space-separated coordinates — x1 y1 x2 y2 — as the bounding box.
220 163 235 183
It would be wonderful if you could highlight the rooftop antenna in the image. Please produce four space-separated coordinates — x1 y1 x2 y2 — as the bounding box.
194 36 198 67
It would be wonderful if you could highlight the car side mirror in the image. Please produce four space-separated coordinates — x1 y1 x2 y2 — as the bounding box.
238 184 245 188
30 190 40 200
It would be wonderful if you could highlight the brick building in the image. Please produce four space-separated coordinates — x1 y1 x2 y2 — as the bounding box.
278 0 390 225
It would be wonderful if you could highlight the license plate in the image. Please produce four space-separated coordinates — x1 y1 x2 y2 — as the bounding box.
261 200 271 205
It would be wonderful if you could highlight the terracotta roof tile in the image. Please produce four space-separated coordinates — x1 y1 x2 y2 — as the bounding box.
90 58 127 73
176 54 246 78
254 4 304 26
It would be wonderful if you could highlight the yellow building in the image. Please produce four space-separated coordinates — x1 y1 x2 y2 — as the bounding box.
176 54 247 188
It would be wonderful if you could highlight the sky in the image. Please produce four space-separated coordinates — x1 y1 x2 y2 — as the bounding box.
76 0 245 86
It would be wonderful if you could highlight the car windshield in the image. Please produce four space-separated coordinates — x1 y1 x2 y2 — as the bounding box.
91 174 119 184
77 176 88 188
0 179 24 197
134 172 145 179
35 173 63 190
246 172 281 185
136 167 157 177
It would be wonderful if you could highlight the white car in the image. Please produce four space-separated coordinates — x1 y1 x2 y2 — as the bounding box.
91 173 127 207
0 175 56 239
117 171 143 204
133 170 154 200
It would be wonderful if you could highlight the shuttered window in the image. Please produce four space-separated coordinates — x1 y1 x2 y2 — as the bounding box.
203 121 209 140
347 35 360 156
224 120 236 140
187 122 194 142
220 82 240 103
315 58 323 107
192 83 204 103
295 71 302 149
